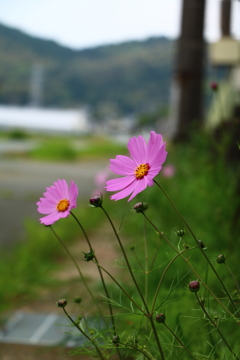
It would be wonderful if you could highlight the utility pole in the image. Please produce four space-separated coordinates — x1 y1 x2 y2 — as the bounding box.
221 0 232 36
172 0 206 141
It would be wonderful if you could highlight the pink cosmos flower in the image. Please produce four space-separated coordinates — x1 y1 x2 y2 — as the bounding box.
162 164 176 178
37 179 78 225
94 167 112 189
106 131 167 201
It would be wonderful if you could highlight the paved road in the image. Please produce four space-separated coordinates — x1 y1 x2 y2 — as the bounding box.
0 158 109 248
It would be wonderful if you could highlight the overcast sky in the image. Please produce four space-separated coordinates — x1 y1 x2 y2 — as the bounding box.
0 0 239 50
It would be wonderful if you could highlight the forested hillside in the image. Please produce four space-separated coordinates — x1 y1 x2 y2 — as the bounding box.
0 23 175 115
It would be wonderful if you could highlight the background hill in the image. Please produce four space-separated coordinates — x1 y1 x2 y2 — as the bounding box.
0 23 175 117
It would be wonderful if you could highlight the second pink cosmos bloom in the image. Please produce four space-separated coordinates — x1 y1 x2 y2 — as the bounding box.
37 179 78 225
106 131 167 201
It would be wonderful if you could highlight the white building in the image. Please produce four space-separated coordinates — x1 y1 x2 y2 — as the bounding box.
0 105 90 134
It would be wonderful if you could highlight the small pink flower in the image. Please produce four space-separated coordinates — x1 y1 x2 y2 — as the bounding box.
92 167 112 196
37 179 78 225
94 167 111 187
162 164 176 178
106 131 167 201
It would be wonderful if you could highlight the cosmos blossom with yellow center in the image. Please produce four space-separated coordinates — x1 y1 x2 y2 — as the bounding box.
37 179 78 225
106 131 167 201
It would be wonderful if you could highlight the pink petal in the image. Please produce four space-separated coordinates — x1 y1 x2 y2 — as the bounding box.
145 175 155 187
109 155 135 175
37 198 56 214
149 145 168 169
54 179 69 199
148 166 163 180
68 180 78 208
106 175 135 191
39 211 61 225
128 135 147 164
43 189 59 203
146 132 163 163
110 180 138 201
128 178 148 201
40 209 70 225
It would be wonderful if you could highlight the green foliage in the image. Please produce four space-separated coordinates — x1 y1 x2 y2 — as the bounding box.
0 206 103 313
7 128 28 139
28 135 128 161
30 138 77 161
78 136 128 159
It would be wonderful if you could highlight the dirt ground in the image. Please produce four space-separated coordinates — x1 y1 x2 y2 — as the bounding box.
0 343 89 360
1 222 125 360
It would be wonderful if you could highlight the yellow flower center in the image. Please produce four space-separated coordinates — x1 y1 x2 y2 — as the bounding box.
134 163 150 179
56 199 70 212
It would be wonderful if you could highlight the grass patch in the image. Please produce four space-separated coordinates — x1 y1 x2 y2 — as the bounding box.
29 138 78 161
28 135 128 161
0 205 104 313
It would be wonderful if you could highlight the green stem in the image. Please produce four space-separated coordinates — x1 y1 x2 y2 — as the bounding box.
62 307 106 360
143 217 150 339
100 206 148 311
92 260 145 314
195 293 239 360
70 211 92 250
163 322 198 360
154 180 239 317
118 341 156 360
142 212 234 318
132 250 145 272
149 316 166 360
49 226 104 318
100 205 166 360
225 262 240 294
151 248 196 313
70 212 122 360
143 218 149 309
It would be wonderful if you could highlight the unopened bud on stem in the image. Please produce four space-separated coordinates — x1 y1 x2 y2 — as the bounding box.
133 202 148 213
176 229 185 237
155 313 166 323
216 254 225 264
57 299 68 308
188 280 200 293
89 195 103 207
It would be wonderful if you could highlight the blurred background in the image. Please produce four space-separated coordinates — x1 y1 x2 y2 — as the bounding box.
0 0 240 358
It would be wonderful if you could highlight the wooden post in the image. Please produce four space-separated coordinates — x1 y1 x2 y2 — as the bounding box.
221 0 232 36
173 0 206 141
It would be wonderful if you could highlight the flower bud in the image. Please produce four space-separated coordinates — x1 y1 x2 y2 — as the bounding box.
176 229 185 237
216 254 225 264
188 280 200 293
198 240 205 249
133 202 148 213
89 195 103 207
210 81 218 91
155 313 166 323
57 299 68 308
83 250 95 262
112 335 120 346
